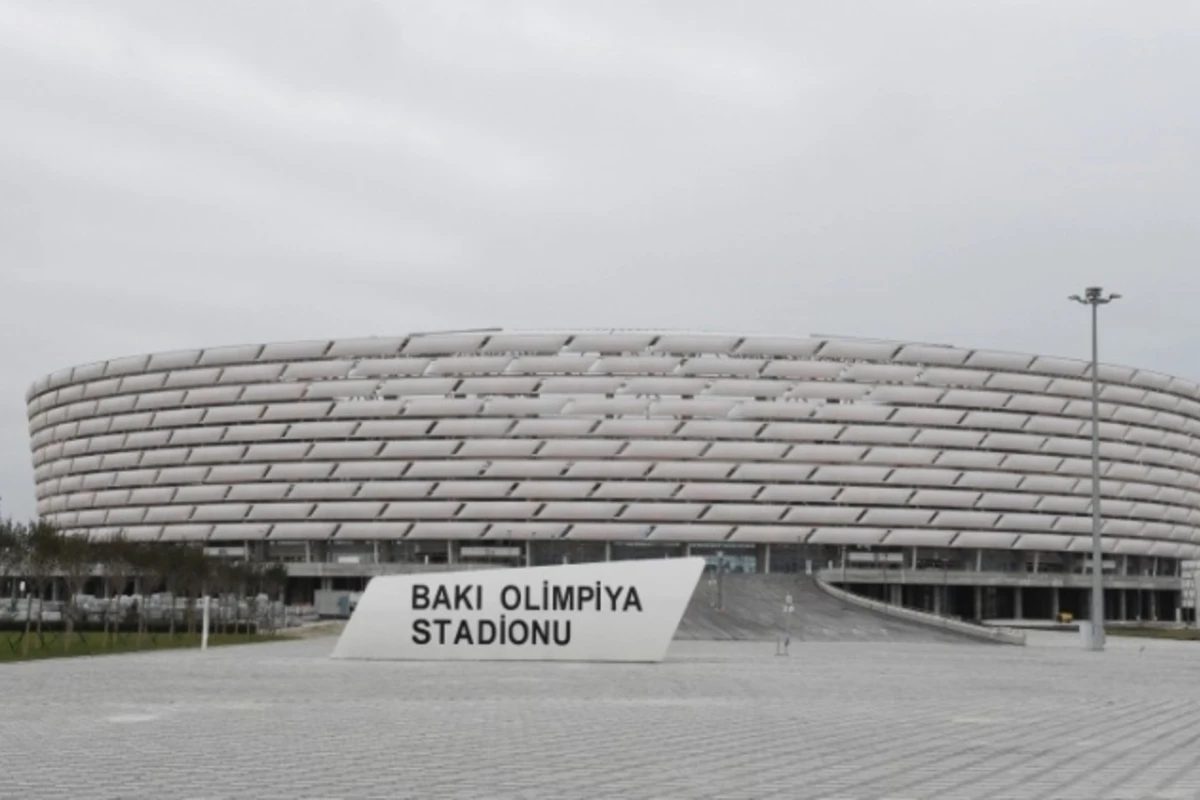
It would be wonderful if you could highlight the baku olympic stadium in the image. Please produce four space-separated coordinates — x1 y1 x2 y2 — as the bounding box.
25 330 1200 624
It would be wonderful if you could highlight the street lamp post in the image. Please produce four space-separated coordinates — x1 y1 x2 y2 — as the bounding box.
1069 286 1121 651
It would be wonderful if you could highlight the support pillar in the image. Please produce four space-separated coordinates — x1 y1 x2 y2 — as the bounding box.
973 585 984 620
1014 587 1023 620
525 541 533 568
1051 586 1060 621
604 541 612 562
1119 589 1127 622
762 544 771 574
372 541 380 564
447 541 456 565
933 586 945 616
889 584 902 606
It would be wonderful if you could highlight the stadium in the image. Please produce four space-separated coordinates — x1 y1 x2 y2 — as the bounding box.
25 329 1200 624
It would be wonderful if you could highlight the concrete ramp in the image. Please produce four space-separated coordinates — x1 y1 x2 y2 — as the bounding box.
675 573 970 643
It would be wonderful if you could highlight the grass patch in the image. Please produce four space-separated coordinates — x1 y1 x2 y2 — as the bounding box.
0 630 292 663
1108 627 1200 641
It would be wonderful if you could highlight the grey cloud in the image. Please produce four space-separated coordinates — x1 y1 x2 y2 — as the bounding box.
1 0 1198 519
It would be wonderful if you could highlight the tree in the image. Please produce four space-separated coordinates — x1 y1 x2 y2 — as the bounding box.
159 544 192 637
262 563 289 635
1 520 30 629
58 533 96 652
0 517 27 610
24 521 61 656
175 545 210 635
97 535 132 646
126 542 161 647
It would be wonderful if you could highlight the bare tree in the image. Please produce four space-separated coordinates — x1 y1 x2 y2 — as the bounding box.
160 544 191 637
177 545 210 635
263 563 289 635
22 521 62 655
98 535 132 647
58 533 96 653
0 517 26 612
127 542 160 648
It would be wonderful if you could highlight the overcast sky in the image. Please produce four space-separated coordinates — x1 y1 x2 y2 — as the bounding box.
2 0 1199 521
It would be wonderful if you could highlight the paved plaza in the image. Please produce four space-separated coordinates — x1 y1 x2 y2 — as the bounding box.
2 632 1199 799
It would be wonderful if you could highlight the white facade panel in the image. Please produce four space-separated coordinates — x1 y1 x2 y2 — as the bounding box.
456 439 540 458
594 481 680 500
402 461 485 479
26 329 1200 569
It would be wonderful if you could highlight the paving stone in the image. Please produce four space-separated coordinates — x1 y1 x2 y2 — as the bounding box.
1 632 1198 799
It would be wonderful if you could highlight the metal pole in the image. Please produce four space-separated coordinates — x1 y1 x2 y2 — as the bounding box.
1088 299 1105 650
717 553 725 612
201 593 210 651
1071 286 1119 649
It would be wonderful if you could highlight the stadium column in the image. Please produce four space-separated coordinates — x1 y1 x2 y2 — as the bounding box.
1051 587 1060 621
447 541 456 565
1013 587 1023 621
759 544 771 574
604 541 612 562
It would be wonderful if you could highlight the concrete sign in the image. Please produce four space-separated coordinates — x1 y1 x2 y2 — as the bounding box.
331 557 704 662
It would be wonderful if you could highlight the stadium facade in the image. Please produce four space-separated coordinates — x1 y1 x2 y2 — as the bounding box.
25 330 1200 623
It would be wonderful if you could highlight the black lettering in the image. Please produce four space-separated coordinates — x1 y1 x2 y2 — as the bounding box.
552 585 575 610
624 586 643 612
475 585 483 610
412 618 430 644
509 619 529 645
523 585 541 611
595 581 602 610
553 620 571 646
412 584 429 610
453 620 474 645
433 618 451 644
604 585 622 611
432 585 453 610
454 584 475 611
530 619 550 646
499 614 507 644
478 620 496 645
578 586 595 608
500 585 521 610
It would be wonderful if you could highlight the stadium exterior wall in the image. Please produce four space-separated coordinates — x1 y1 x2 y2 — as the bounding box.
23 330 1200 617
